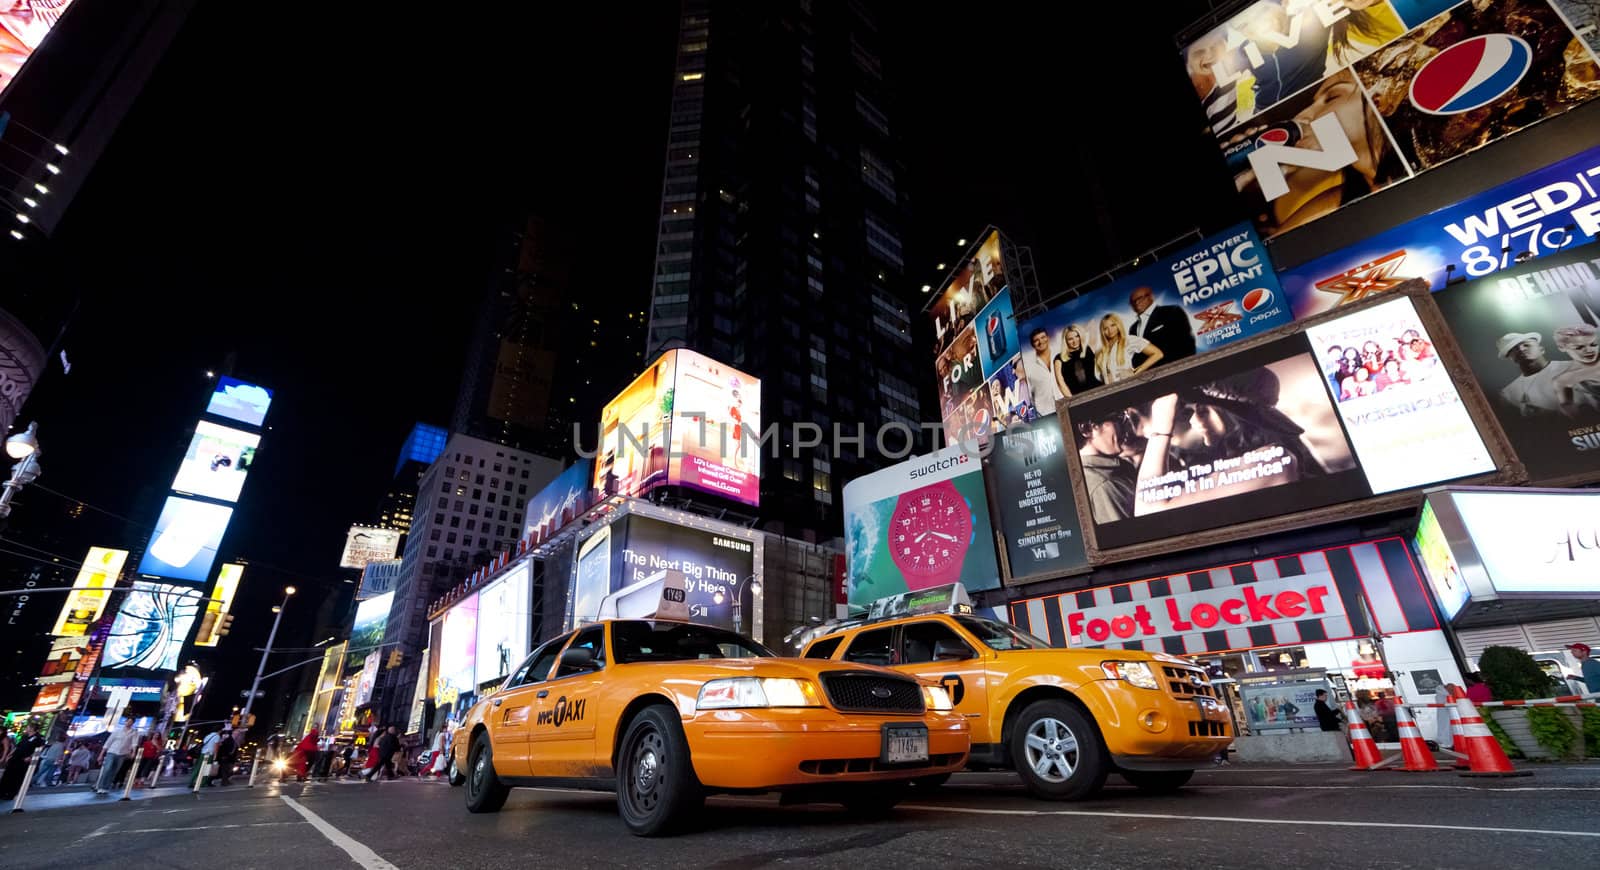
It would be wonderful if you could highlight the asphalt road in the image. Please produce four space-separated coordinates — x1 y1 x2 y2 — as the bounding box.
4 765 1599 869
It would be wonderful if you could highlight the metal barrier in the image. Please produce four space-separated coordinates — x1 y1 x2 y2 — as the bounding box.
8 755 39 813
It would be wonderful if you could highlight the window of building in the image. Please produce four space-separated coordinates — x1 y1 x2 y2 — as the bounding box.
855 93 890 136
516 499 524 509
445 466 455 478
499 510 509 522
521 470 529 479
469 504 479 516
473 489 483 500
462 535 473 547
444 548 454 559
455 486 466 496
429 529 441 541
436 497 448 509
490 478 499 489
493 464 501 472
434 513 444 525
497 525 507 537
425 545 437 558
518 485 527 495
454 500 464 511
449 516 460 528
466 519 477 531
446 532 457 544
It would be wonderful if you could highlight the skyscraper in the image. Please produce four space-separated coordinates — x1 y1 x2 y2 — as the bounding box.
644 1 924 539
374 422 447 539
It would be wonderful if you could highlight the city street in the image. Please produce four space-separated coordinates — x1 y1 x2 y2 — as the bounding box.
4 765 1598 869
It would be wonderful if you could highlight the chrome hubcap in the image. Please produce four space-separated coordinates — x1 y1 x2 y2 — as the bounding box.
626 727 665 814
1023 717 1079 783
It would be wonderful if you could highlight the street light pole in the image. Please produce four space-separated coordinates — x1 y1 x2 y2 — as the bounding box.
238 586 295 740
0 422 42 520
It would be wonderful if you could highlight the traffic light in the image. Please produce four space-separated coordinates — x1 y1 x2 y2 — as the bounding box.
386 649 403 670
230 713 241 729
216 613 236 637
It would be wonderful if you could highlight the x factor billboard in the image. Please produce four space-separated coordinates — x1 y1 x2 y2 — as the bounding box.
1182 0 1600 239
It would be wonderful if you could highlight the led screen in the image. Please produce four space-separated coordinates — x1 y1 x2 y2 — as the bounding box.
1413 500 1469 620
50 546 127 636
474 567 530 688
137 496 233 583
595 354 676 499
668 350 761 505
339 525 402 570
571 525 612 627
0 1 77 98
436 593 478 700
170 421 258 502
103 581 201 672
192 562 243 648
205 376 274 428
347 591 392 669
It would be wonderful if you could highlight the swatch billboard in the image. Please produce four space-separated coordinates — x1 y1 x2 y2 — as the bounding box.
1183 0 1600 239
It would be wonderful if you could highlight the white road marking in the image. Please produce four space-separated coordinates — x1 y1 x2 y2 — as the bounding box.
281 796 400 870
80 823 115 843
896 804 1600 838
1192 783 1600 793
118 822 303 834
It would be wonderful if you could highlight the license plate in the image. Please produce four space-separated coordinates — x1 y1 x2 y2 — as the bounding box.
881 723 929 764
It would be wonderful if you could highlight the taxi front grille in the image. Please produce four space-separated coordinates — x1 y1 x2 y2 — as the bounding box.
819 672 924 714
1188 720 1227 737
1163 666 1217 699
799 753 964 775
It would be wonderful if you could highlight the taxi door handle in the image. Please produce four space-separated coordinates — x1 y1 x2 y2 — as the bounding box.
536 690 549 699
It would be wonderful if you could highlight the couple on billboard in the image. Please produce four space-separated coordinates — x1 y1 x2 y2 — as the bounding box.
1024 285 1197 411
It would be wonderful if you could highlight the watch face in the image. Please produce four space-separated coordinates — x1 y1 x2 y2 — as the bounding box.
890 483 972 579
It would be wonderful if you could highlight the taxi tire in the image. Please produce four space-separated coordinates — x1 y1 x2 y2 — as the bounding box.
616 705 703 837
1010 699 1108 801
464 731 510 814
1121 769 1193 794
447 756 466 788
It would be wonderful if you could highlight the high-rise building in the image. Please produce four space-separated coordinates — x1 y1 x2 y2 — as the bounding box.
643 1 925 539
374 423 447 538
378 432 561 721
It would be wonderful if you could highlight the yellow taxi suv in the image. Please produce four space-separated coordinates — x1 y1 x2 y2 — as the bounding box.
451 619 969 835
801 610 1231 800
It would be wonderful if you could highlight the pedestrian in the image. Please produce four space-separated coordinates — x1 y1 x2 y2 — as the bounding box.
137 732 163 787
1465 673 1493 704
366 726 399 782
1569 643 1600 694
1313 689 1343 732
199 727 223 787
211 730 237 787
95 718 138 796
0 722 45 800
32 732 66 788
66 742 92 784
291 728 319 782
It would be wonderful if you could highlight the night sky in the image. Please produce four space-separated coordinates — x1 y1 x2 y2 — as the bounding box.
2 1 1234 717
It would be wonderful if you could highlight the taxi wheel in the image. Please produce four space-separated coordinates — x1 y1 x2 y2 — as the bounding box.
1010 699 1107 801
1122 769 1193 794
616 705 703 836
464 732 510 813
447 755 465 788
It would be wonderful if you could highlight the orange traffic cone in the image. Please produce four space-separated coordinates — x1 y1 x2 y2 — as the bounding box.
1454 696 1531 778
1346 700 1394 771
1392 703 1439 772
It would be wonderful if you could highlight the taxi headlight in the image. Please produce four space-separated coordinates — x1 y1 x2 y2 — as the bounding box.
1101 661 1160 690
697 677 819 710
922 685 953 711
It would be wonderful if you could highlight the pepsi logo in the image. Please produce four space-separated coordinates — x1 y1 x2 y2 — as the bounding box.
1241 288 1274 312
1409 34 1532 116
1256 127 1292 147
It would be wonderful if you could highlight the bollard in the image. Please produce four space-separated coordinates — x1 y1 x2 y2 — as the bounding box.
119 757 140 801
247 753 262 788
193 756 209 796
9 755 40 813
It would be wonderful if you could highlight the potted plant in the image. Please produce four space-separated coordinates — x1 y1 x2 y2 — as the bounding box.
1476 646 1583 760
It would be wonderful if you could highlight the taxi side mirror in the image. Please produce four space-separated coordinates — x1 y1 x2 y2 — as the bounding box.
933 640 972 661
559 647 596 673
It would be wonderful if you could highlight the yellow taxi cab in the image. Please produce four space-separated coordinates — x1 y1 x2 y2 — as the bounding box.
451 618 969 835
800 594 1231 801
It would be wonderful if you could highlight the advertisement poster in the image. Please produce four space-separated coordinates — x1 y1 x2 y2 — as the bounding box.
1449 489 1600 594
1431 242 1600 481
594 352 676 499
170 421 258 502
474 567 530 687
928 230 1007 359
137 496 233 583
103 581 201 672
843 444 1002 607
975 288 1020 381
339 525 402 570
1278 143 1600 320
1303 296 1494 492
37 637 89 685
0 307 47 438
357 559 402 600
1019 225 1287 410
571 525 613 626
668 350 762 505
50 546 127 636
193 562 243 648
1069 336 1365 550
1553 0 1600 54
1239 680 1326 732
436 593 478 701
989 416 1089 581
937 324 984 437
577 513 758 633
205 376 273 428
0 1 77 98
355 651 379 707
1414 499 1470 620
524 458 594 538
346 591 392 669
1186 0 1600 239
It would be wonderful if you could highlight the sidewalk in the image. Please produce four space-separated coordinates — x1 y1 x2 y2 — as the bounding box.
8 773 248 814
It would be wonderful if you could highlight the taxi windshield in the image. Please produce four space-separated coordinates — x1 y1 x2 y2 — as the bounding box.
954 615 1053 651
612 620 775 663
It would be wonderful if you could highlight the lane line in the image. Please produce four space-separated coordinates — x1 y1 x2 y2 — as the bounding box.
281 796 400 870
79 823 115 844
119 822 304 834
896 804 1600 838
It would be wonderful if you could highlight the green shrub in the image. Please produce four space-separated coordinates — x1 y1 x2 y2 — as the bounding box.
1525 706 1579 759
1484 713 1521 758
1477 646 1559 701
1583 707 1600 758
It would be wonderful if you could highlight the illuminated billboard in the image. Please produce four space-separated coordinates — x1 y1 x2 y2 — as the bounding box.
0 1 77 98
102 581 201 672
437 593 478 701
347 590 392 669
474 566 530 688
1182 0 1600 239
357 559 402 600
339 525 402 570
524 459 594 538
205 376 274 428
594 350 761 507
192 562 243 648
137 496 232 583
927 230 1007 359
170 421 258 502
570 512 759 634
37 637 89 685
50 546 127 636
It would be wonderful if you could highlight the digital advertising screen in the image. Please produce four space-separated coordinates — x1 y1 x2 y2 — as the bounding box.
339 525 402 570
205 376 274 428
346 591 392 669
192 562 243 648
524 458 594 538
571 524 613 626
927 230 1007 360
1431 242 1600 482
608 514 757 632
170 421 258 502
50 546 127 636
0 1 77 98
843 443 1002 607
974 288 1019 382
668 350 761 506
474 567 530 688
355 651 379 707
1414 499 1470 620
436 593 478 701
102 581 201 672
1184 0 1599 239
1018 225 1287 413
1303 296 1494 493
936 325 983 442
1449 489 1600 596
989 416 1089 582
37 637 89 684
357 559 402 600
1067 335 1366 550
137 496 233 583
594 352 677 499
